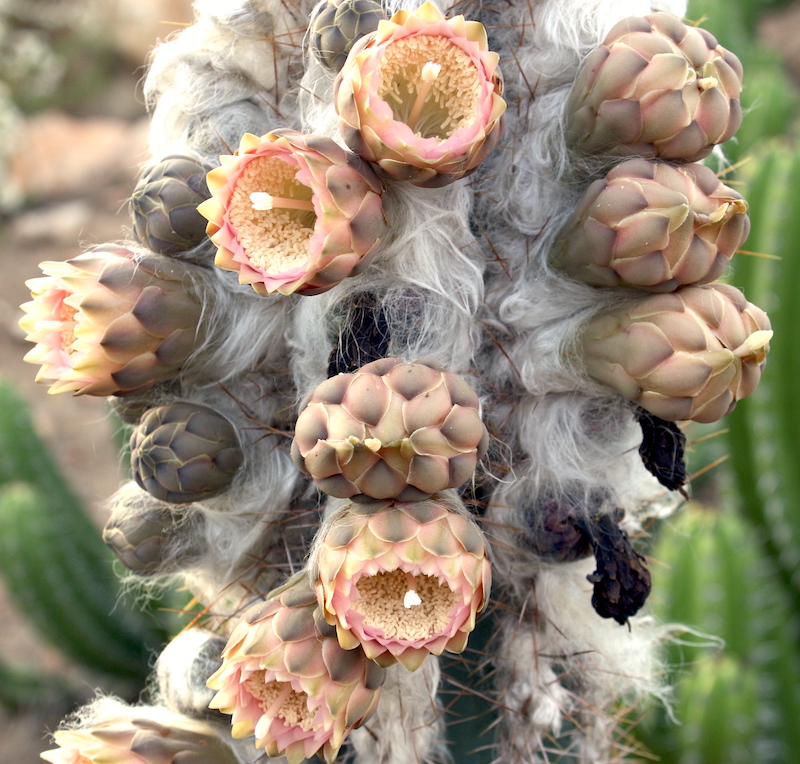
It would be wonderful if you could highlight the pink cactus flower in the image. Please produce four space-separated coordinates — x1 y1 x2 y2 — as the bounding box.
334 1 506 187
313 495 492 670
198 130 389 296
207 574 384 764
19 247 202 396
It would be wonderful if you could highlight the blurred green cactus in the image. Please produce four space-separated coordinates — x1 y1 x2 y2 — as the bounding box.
0 380 172 691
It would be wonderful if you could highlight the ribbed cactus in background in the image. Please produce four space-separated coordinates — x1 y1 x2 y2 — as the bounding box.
11 0 793 762
0 381 173 685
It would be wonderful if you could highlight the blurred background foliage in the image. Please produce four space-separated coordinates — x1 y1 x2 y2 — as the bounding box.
1 0 800 762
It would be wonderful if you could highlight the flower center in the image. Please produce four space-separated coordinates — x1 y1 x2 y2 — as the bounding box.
377 35 482 140
351 569 462 640
59 298 79 356
228 156 315 274
244 671 320 732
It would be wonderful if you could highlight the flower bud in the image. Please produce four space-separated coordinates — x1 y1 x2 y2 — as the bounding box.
292 358 489 501
130 403 244 504
311 0 385 72
565 12 743 162
41 708 238 764
582 283 771 422
20 247 203 396
130 155 211 257
553 159 749 291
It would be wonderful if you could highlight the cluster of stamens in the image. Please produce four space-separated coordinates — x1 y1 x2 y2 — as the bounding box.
351 570 462 641
243 673 320 734
377 35 481 139
228 157 314 273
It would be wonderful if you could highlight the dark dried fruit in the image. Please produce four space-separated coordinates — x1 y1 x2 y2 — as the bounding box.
636 407 688 495
327 292 391 376
581 512 652 625
521 489 610 563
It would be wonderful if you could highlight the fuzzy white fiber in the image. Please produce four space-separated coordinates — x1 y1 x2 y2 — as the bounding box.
494 560 671 763
348 659 447 764
88 0 702 761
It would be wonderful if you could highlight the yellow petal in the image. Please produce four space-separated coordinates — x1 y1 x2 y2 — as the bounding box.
465 20 488 48
239 132 263 153
206 166 230 193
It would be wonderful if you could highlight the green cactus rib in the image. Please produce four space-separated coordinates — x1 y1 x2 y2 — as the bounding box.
725 147 800 614
641 506 800 762
0 382 167 677
0 482 158 678
0 660 72 710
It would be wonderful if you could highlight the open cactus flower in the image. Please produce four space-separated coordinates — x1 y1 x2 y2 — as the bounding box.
291 357 489 501
198 130 388 296
19 246 203 396
207 573 384 764
312 495 492 670
334 0 506 186
582 282 772 423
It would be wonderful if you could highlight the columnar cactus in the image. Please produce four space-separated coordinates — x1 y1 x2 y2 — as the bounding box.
15 0 775 763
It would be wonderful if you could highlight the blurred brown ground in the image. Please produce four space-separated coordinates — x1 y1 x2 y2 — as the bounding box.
0 1 192 760
1 0 800 762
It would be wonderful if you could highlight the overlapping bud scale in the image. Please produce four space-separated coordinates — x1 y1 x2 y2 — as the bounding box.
130 403 244 504
20 247 202 396
292 358 489 501
553 159 749 291
582 283 771 422
103 503 181 575
311 0 385 73
313 496 491 670
198 130 388 296
130 155 211 256
334 1 505 187
207 574 384 764
565 12 743 162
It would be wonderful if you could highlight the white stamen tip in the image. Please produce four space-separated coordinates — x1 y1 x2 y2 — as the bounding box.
250 192 274 210
698 75 718 91
422 61 442 82
364 438 382 452
404 589 422 608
